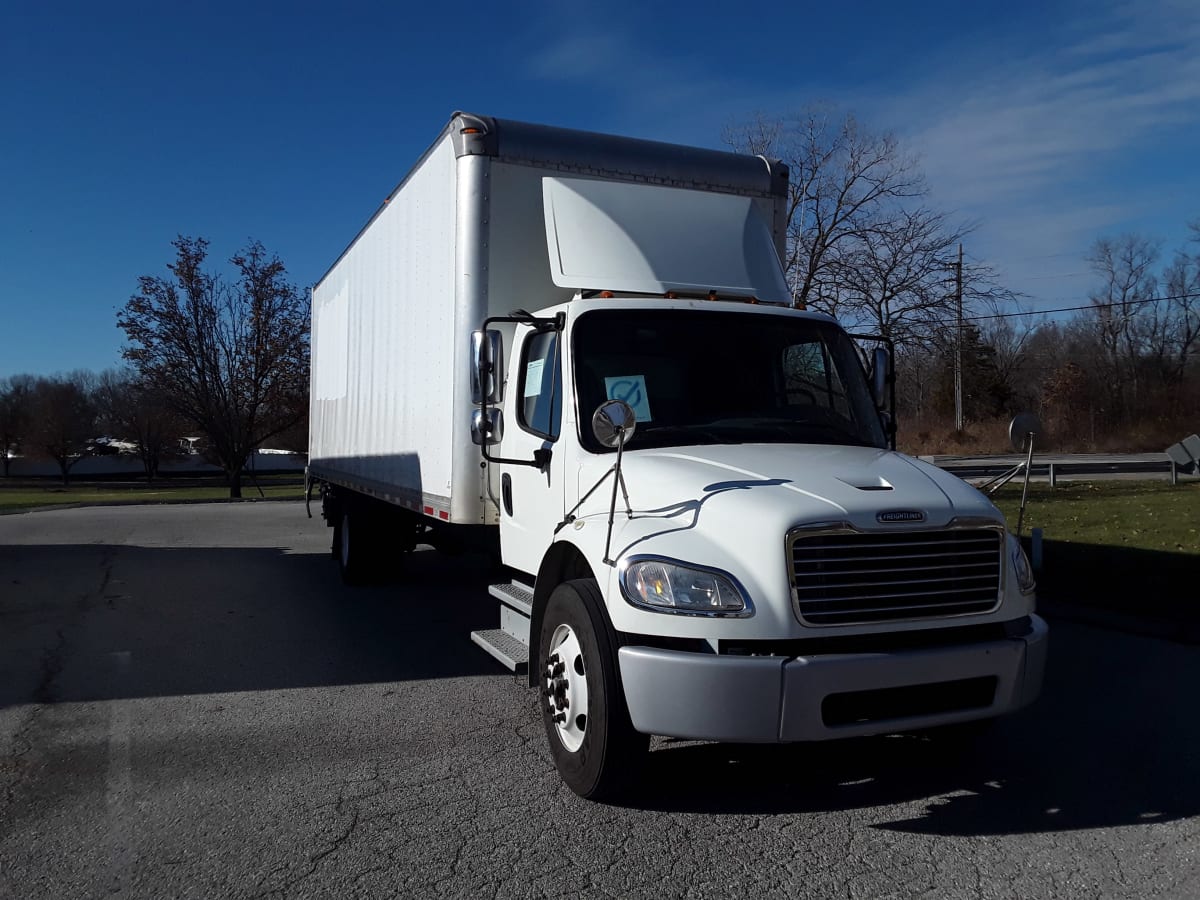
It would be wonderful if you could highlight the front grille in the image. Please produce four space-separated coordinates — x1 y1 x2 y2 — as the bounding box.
789 527 1003 626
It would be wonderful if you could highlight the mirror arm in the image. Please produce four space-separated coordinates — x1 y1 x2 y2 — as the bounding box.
554 464 614 535
482 447 549 468
602 429 629 567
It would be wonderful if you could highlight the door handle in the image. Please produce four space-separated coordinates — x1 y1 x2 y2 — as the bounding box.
501 473 513 517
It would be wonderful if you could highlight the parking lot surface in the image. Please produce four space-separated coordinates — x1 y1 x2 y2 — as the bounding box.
1 503 1198 899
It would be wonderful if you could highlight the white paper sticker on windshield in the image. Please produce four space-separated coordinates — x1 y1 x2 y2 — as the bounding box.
525 358 545 397
604 375 653 422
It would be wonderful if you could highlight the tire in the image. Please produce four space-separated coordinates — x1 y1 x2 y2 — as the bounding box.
336 509 372 586
538 579 648 800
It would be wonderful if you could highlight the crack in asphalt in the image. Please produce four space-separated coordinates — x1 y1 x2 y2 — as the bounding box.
1 625 69 822
32 628 67 705
0 547 113 825
253 805 362 900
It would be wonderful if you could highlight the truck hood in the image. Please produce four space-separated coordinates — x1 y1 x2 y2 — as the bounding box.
579 443 1000 537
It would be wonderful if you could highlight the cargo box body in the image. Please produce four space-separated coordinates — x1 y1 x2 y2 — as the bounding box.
309 113 788 525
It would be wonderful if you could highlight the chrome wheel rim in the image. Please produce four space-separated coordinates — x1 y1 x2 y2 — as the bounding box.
545 624 588 752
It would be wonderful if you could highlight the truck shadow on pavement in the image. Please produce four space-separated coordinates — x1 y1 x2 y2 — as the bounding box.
629 620 1200 836
1035 540 1200 643
0 543 501 709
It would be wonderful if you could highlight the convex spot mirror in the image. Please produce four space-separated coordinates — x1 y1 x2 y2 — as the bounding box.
1009 412 1042 452
470 329 504 405
592 399 637 448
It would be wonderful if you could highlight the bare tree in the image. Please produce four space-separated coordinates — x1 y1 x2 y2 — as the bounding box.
30 372 99 484
726 110 924 313
838 209 1016 346
1086 233 1160 420
118 237 310 497
0 374 35 477
1155 223 1200 388
724 108 1009 343
978 300 1045 410
94 368 186 482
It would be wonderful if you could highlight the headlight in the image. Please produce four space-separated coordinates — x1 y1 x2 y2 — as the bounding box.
619 557 751 616
1009 534 1036 594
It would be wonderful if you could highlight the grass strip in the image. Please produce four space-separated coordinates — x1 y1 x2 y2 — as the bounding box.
992 480 1199 629
991 480 1199 555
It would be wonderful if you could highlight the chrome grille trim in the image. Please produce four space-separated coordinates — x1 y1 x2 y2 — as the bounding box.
786 519 1005 627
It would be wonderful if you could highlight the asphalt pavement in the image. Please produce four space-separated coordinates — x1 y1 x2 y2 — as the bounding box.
1 503 1198 899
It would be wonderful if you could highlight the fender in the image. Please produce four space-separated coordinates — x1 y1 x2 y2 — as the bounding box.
528 540 597 687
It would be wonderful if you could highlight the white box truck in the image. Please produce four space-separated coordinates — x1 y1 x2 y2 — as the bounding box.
308 112 1047 800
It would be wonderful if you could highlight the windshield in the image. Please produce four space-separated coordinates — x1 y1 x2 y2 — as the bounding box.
572 308 887 452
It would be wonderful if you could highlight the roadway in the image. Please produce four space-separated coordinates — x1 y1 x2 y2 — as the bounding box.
1 503 1197 898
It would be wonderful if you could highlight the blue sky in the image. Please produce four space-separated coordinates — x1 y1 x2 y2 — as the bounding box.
3 0 1198 378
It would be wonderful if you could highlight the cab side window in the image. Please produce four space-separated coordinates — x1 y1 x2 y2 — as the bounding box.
782 341 851 417
519 329 562 439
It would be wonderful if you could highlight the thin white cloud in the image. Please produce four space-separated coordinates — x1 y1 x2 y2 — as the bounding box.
518 16 778 144
527 31 628 81
847 0 1200 308
902 1 1200 213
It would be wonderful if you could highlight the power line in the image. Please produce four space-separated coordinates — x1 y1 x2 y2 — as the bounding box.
960 290 1200 323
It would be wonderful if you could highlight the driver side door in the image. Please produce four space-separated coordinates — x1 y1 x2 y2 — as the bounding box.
498 324 566 576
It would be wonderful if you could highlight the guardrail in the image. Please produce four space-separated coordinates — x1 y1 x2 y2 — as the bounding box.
941 459 1194 485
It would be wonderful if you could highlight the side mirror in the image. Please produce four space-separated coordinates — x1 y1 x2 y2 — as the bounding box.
871 347 891 407
471 330 504 404
471 408 504 446
592 399 637 448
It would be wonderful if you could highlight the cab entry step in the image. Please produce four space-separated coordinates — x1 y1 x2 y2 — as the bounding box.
471 581 534 674
471 629 529 674
488 581 533 616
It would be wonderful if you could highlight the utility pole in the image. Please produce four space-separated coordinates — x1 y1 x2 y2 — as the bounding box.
953 243 964 433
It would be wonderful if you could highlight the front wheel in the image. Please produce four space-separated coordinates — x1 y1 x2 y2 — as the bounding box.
539 579 648 800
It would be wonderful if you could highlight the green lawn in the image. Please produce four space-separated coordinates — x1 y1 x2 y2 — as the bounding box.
0 482 304 511
991 480 1200 555
991 479 1200 628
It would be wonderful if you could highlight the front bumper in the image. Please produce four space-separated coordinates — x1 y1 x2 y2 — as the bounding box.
618 615 1048 742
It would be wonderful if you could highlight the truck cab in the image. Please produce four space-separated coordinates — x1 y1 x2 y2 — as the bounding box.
473 294 1046 800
